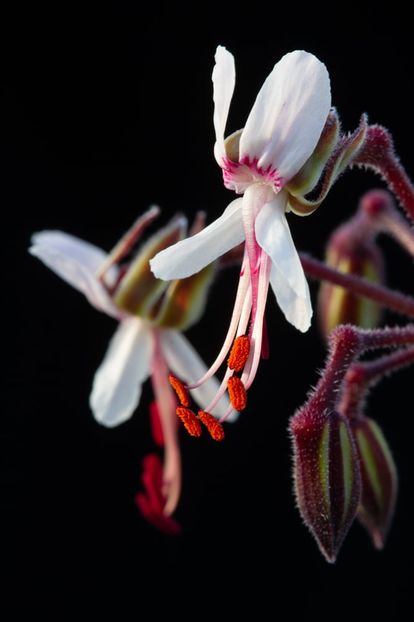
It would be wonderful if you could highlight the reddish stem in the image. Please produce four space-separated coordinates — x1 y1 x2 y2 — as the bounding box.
359 325 414 350
299 325 362 419
301 252 414 319
360 189 414 257
339 345 414 420
357 345 414 380
297 324 414 421
355 125 414 225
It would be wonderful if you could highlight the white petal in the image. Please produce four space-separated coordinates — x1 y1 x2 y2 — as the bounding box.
150 198 244 280
212 45 236 164
255 193 312 332
160 331 238 422
31 230 109 274
90 318 153 427
29 230 119 317
240 50 331 182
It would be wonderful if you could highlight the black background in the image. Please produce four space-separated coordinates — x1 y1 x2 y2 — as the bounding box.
2 3 413 602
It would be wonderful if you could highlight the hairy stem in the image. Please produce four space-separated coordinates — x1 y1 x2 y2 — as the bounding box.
339 345 414 420
301 252 414 319
359 189 414 257
355 125 414 224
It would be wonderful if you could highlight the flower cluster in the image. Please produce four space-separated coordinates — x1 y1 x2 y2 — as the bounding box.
31 45 414 559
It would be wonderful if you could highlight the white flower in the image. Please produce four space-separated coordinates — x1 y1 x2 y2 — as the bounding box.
150 47 331 419
30 208 233 514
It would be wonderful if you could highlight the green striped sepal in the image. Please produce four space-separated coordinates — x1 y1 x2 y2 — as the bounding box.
290 410 361 563
152 262 216 331
351 417 398 549
113 214 217 331
113 217 186 318
286 112 368 216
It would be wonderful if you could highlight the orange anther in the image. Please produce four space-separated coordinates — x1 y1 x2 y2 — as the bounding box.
227 335 250 372
198 411 225 442
169 374 190 407
227 376 247 411
176 407 202 437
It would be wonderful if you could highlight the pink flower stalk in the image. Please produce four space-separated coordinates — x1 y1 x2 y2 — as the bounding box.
151 47 332 421
30 207 235 518
136 402 182 535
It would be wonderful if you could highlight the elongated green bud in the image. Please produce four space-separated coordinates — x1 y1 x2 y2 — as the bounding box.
351 417 397 549
290 409 361 563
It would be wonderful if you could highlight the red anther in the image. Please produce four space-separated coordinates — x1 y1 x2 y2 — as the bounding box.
198 411 225 442
176 406 202 437
169 374 190 407
227 376 247 411
227 335 250 372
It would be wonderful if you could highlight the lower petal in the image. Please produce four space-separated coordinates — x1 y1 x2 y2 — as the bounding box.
269 263 312 332
150 198 244 280
90 318 152 426
160 331 238 422
255 193 312 332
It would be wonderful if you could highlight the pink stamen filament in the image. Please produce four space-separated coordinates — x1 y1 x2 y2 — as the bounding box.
203 284 253 414
185 256 251 390
243 251 271 390
187 246 264 419
219 401 239 423
184 186 272 419
205 367 235 414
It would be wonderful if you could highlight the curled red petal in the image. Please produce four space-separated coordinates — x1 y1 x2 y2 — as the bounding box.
135 453 182 536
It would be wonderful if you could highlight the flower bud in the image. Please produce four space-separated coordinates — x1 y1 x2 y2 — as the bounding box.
290 409 361 563
351 417 397 549
318 219 385 338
